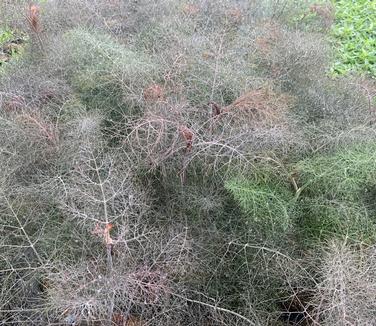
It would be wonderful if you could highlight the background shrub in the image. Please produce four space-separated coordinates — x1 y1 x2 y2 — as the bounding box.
331 0 376 76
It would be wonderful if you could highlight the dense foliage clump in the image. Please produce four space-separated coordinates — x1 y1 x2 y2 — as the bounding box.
0 1 375 325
